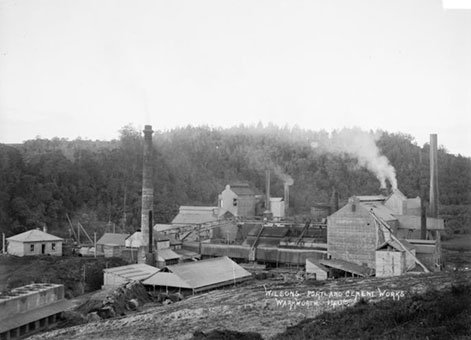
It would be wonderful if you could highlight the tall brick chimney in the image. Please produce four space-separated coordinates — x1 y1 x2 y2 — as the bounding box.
283 182 290 217
141 125 154 246
429 134 439 218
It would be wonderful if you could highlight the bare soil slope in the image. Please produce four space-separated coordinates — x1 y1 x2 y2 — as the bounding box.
31 269 471 340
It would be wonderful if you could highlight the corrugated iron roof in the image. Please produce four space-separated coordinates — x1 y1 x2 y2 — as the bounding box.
355 195 386 202
154 224 178 232
144 272 191 289
6 229 63 242
319 258 372 277
156 248 181 261
173 248 201 260
97 233 129 246
306 258 329 272
143 256 251 290
362 202 397 221
171 206 220 225
103 263 159 281
247 226 289 238
377 239 415 252
229 183 255 196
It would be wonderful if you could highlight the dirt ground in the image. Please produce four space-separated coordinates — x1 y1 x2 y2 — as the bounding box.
30 269 471 340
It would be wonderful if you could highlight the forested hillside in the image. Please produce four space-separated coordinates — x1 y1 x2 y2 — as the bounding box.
0 125 470 238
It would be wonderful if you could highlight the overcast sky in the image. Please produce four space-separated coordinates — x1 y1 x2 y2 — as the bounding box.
0 0 470 156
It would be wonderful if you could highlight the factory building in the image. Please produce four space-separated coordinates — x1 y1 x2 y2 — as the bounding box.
0 283 73 339
327 189 444 273
218 183 256 217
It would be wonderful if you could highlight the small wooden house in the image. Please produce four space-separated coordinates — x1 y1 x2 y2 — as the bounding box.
375 239 416 277
96 233 129 257
6 229 63 257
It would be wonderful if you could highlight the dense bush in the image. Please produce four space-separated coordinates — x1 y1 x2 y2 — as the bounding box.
0 125 470 237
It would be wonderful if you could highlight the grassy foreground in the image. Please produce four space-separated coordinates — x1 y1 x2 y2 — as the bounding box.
272 283 471 340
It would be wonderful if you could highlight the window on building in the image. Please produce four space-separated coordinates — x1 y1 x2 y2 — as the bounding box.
52 243 56 250
233 198 238 206
30 244 34 252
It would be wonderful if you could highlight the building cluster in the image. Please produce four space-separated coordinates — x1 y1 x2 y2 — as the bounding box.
0 127 446 335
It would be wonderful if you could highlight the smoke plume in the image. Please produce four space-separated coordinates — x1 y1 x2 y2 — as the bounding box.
315 128 397 189
273 165 294 185
245 149 294 186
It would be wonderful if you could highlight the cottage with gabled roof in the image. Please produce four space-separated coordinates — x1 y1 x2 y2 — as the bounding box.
6 229 63 257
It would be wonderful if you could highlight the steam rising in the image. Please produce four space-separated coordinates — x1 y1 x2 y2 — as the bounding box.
246 149 294 186
274 165 294 185
315 128 397 189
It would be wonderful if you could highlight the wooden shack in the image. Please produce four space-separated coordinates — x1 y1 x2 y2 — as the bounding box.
375 239 416 277
96 233 129 257
305 258 329 280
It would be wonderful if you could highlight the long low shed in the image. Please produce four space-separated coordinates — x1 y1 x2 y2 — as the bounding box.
103 264 159 289
182 242 327 265
142 256 252 293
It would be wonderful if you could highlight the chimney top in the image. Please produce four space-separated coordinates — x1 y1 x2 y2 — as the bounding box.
144 125 153 133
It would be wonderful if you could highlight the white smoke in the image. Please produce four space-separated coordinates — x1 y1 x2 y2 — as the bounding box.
315 128 397 189
273 165 294 185
245 148 294 186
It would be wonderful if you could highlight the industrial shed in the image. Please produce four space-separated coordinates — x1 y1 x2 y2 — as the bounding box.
102 264 159 289
96 233 129 257
243 226 289 247
319 258 373 277
6 229 63 257
384 189 421 216
155 248 181 267
218 183 256 218
327 197 398 268
0 284 74 340
395 215 445 240
142 256 252 294
182 241 326 265
306 259 329 280
407 239 442 271
375 239 416 277
171 206 220 225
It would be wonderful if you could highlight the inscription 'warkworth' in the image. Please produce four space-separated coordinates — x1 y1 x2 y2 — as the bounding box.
263 286 406 310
